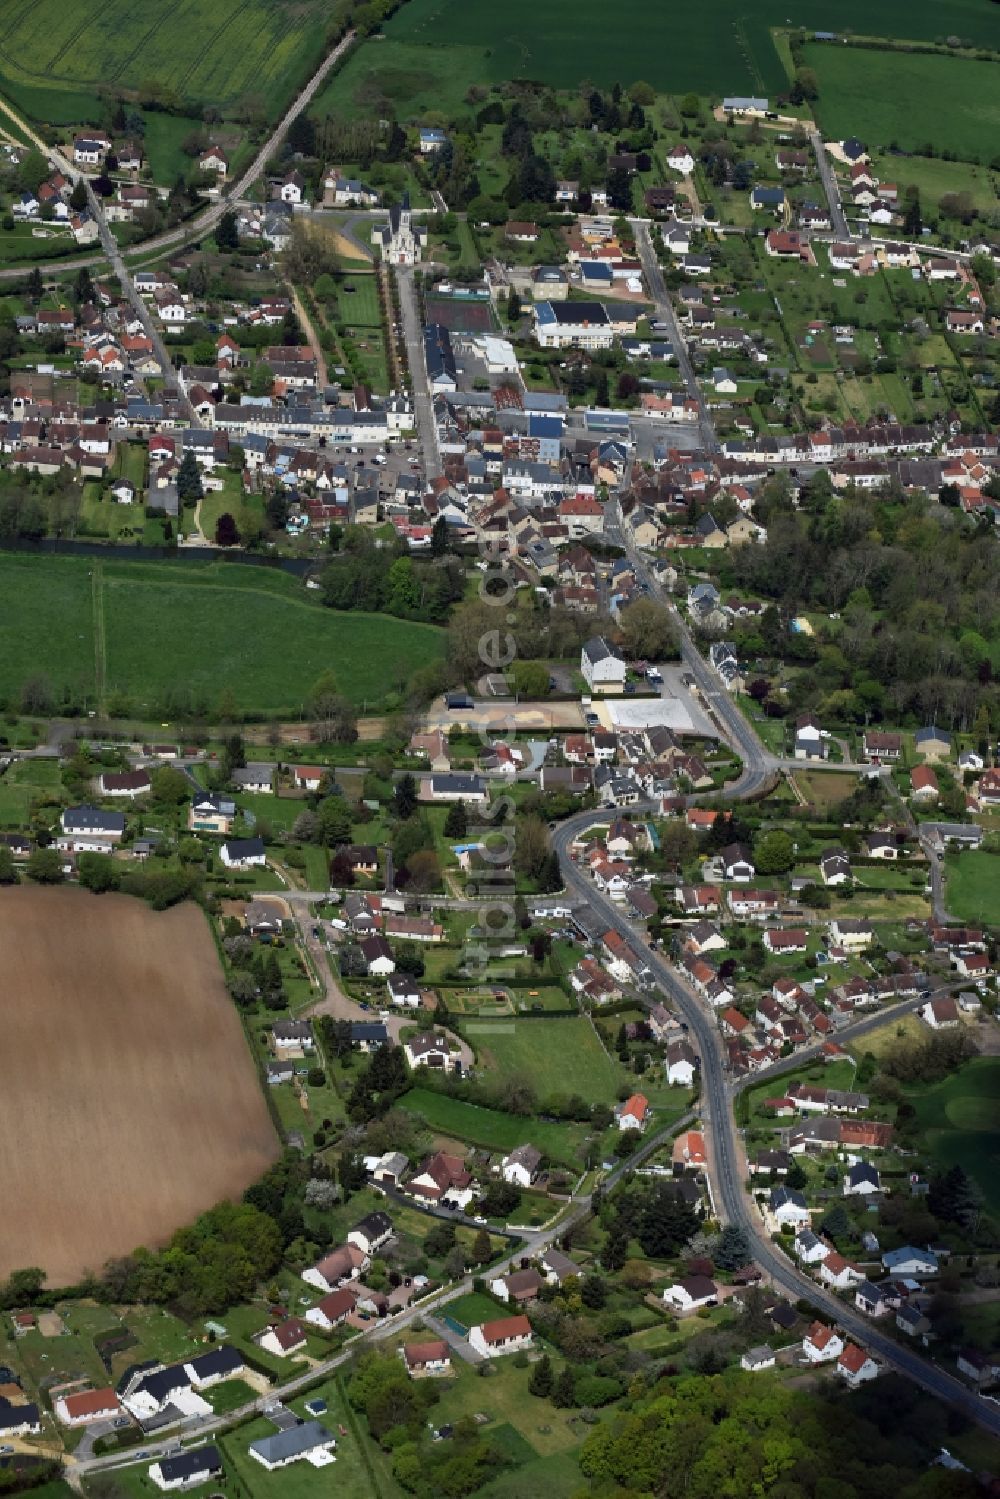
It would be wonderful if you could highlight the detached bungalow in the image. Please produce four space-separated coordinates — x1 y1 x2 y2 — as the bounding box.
402 1340 450 1375
662 1274 718 1311
220 836 266 869
468 1315 533 1358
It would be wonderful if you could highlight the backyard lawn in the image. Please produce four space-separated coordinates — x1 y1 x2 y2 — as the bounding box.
461 1016 626 1103
398 1087 594 1167
944 850 1000 926
907 1056 1000 1219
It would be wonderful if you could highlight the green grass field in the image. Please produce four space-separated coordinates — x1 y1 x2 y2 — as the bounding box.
944 850 1000 926
0 553 442 715
314 0 1000 113
0 0 331 124
907 1057 1000 1219
398 1086 592 1167
806 44 1000 160
463 1016 625 1103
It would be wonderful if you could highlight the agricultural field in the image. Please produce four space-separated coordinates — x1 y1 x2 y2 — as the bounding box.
398 1086 594 1167
805 44 1000 160
463 1015 626 1103
314 0 1000 114
907 1056 1000 1219
0 0 332 125
943 849 1000 925
0 886 278 1285
0 553 443 715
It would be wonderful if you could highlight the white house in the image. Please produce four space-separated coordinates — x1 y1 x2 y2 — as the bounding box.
667 145 695 175
581 636 627 693
404 1031 458 1071
54 1387 121 1426
819 1251 864 1291
468 1315 533 1358
57 805 125 852
149 1446 223 1492
386 974 422 1008
347 1211 393 1256
359 936 395 976
615 1092 649 1131
534 300 614 350
881 1246 938 1278
220 836 266 869
304 1287 357 1330
740 1345 776 1371
844 1162 881 1196
502 1144 542 1188
666 1040 697 1086
801 1321 843 1363
257 1318 309 1359
302 1243 368 1294
770 1186 810 1228
837 1344 879 1387
662 1274 718 1311
794 1229 830 1265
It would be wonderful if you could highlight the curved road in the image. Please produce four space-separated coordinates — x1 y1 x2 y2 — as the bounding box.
66 1109 690 1487
552 817 1000 1435
0 29 356 283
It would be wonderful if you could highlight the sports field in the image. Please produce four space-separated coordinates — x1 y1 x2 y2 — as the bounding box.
313 0 1000 113
0 887 278 1284
0 0 331 124
908 1057 1000 1219
944 850 1000 926
0 552 443 715
806 45 1000 160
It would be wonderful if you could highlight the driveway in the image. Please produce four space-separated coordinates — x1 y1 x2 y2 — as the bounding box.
424 1313 484 1365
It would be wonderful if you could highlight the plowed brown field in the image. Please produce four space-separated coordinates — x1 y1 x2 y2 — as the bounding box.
0 888 278 1286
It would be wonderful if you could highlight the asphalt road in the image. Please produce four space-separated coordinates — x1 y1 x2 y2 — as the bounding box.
68 1109 691 1484
551 812 1000 1435
396 265 442 480
809 131 849 240
629 218 720 456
